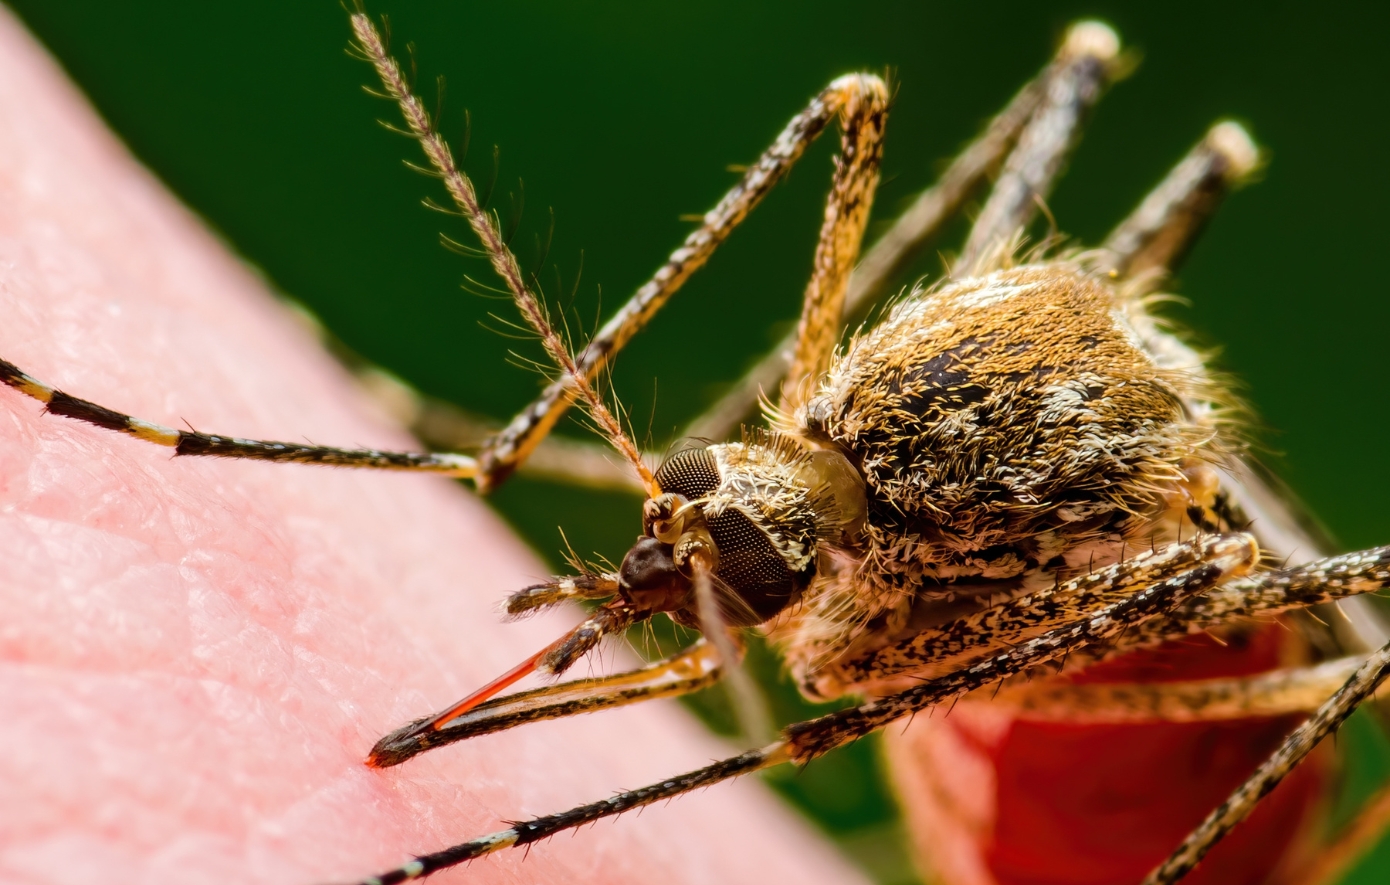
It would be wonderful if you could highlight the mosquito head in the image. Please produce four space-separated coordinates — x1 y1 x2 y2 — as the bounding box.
615 533 695 615
617 435 867 628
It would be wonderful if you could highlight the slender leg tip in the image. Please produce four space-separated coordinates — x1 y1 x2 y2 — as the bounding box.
1207 120 1262 181
826 72 890 100
1062 20 1121 62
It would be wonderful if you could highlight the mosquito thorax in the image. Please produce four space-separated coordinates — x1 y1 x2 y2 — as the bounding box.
798 262 1217 591
767 263 1230 691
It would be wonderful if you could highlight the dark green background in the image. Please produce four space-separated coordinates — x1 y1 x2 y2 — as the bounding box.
10 1 1389 882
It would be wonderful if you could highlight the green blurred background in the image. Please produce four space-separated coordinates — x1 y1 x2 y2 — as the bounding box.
9 1 1390 882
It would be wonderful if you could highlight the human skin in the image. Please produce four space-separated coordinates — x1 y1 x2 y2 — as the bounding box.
0 10 866 885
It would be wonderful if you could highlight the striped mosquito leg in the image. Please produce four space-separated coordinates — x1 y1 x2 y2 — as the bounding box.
1202 460 1388 668
345 534 1254 883
781 74 888 406
957 21 1121 271
1111 544 1390 654
1143 638 1390 885
472 73 875 491
368 637 723 768
795 536 1262 728
1100 120 1261 279
813 532 1248 696
836 544 1390 704
994 655 1362 723
346 744 792 885
0 357 476 475
682 21 1092 442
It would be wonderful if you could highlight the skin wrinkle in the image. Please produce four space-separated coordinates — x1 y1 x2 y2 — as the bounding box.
0 11 864 885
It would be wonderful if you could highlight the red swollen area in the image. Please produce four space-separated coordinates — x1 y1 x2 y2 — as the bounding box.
890 625 1328 885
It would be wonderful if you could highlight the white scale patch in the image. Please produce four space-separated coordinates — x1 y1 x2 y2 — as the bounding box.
948 280 1038 310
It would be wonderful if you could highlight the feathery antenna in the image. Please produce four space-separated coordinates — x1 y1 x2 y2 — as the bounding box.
349 9 656 496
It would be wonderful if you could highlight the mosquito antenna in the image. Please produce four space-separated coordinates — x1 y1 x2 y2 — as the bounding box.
528 207 556 290
439 232 485 258
404 42 419 93
374 8 391 53
421 196 462 216
351 11 657 496
432 74 446 133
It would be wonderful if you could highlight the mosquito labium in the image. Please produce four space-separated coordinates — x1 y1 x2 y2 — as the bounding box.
3 9 1389 885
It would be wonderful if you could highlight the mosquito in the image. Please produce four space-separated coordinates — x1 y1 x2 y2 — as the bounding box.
4 9 1390 885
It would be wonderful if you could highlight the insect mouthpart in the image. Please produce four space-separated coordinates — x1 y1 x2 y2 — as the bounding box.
616 535 696 614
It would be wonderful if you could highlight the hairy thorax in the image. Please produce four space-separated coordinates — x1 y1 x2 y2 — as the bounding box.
777 263 1229 695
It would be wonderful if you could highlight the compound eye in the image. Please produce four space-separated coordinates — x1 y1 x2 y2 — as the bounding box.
653 447 720 500
652 443 813 627
704 508 806 626
650 448 721 545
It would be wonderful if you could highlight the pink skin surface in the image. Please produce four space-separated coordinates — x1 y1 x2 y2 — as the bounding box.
0 11 867 885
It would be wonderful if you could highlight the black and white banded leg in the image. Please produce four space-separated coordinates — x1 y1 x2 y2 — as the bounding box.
341 533 1258 884
686 22 1124 442
956 22 1120 271
345 537 1390 885
0 357 477 475
1143 639 1390 885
